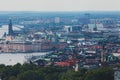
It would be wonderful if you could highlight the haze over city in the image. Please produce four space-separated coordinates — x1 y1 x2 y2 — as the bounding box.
0 0 120 80
0 0 119 11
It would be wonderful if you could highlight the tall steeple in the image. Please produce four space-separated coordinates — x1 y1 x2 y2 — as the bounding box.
8 19 14 36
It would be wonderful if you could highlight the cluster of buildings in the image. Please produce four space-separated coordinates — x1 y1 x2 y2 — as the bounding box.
0 19 54 53
1 14 120 69
29 16 120 69
25 24 120 69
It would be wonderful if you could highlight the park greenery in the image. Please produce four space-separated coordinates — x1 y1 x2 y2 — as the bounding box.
0 63 116 80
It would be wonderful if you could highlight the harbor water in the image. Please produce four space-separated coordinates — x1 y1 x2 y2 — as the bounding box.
0 52 51 65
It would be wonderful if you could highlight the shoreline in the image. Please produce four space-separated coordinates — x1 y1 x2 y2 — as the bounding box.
0 51 53 54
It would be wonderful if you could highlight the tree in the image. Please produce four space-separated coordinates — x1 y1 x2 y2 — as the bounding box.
8 76 17 80
20 63 37 73
84 67 114 80
60 70 84 80
17 70 41 80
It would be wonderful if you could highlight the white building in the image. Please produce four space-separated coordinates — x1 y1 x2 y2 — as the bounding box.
96 24 104 31
88 24 104 32
64 25 82 33
64 26 71 33
55 17 60 23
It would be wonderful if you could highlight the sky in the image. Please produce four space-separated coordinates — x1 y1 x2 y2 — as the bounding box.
0 0 119 11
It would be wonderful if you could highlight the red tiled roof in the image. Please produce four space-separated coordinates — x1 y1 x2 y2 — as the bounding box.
91 46 102 49
55 62 71 67
55 59 78 67
117 49 120 53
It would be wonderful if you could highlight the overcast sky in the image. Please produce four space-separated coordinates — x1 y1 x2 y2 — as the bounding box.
0 0 119 11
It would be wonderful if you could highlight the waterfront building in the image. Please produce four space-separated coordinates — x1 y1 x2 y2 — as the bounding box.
0 40 53 53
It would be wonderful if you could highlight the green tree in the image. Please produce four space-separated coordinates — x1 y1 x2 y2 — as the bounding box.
17 70 41 80
20 63 37 73
8 76 17 80
60 70 83 80
84 67 114 80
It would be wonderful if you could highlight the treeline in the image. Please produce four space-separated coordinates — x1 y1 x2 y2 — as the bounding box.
0 63 114 80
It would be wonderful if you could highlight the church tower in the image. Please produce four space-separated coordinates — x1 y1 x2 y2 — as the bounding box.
8 19 14 36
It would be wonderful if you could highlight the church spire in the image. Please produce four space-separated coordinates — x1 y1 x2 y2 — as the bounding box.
8 19 14 36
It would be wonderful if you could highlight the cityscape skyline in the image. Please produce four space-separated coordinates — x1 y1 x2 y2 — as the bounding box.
0 0 119 11
0 3 119 80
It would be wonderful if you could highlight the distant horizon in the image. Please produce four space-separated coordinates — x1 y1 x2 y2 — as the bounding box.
0 11 120 16
0 10 120 12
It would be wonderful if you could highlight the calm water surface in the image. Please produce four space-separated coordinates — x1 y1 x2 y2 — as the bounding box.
0 52 50 65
